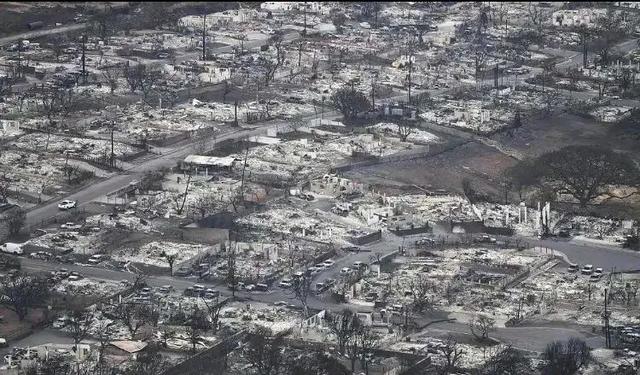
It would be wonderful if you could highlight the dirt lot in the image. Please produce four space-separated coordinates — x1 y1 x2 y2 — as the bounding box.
345 141 517 199
492 111 640 160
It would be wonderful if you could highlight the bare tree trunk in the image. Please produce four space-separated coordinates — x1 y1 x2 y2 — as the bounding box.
178 172 192 215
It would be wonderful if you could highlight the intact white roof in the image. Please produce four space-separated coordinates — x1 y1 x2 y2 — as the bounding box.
184 155 236 167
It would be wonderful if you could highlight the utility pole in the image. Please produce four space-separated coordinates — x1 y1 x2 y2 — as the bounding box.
407 59 412 104
371 74 376 108
239 144 249 205
604 288 611 348
202 13 207 61
234 100 238 126
17 41 22 79
82 34 87 84
110 120 115 168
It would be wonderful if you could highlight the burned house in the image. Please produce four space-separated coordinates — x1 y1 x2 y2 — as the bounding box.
181 155 237 174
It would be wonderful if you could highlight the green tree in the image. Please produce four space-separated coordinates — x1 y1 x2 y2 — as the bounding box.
510 145 640 207
331 87 371 120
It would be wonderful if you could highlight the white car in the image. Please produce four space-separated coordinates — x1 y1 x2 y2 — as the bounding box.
581 265 594 275
58 200 77 210
87 254 105 264
60 222 82 230
323 259 335 268
53 317 68 328
340 267 351 274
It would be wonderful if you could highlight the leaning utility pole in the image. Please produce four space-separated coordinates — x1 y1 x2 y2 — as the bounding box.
202 13 207 61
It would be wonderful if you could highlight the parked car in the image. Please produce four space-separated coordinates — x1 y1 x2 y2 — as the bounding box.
57 269 70 279
478 235 497 243
204 289 220 299
255 283 269 292
53 317 68 329
245 284 256 291
415 238 435 246
279 279 293 288
158 285 173 294
58 200 77 210
581 264 594 275
60 222 82 230
323 259 335 268
174 267 191 276
340 267 351 274
192 284 205 293
87 254 105 265
567 263 579 273
353 261 366 270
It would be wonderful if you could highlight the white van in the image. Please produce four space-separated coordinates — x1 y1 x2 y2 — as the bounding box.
87 254 104 264
0 243 24 255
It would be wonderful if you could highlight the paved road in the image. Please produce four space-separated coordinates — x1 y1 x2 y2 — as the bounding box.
25 122 288 227
0 23 88 47
18 256 606 354
532 237 640 272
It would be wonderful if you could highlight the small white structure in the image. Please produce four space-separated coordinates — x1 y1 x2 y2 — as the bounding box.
310 174 366 197
552 9 606 28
